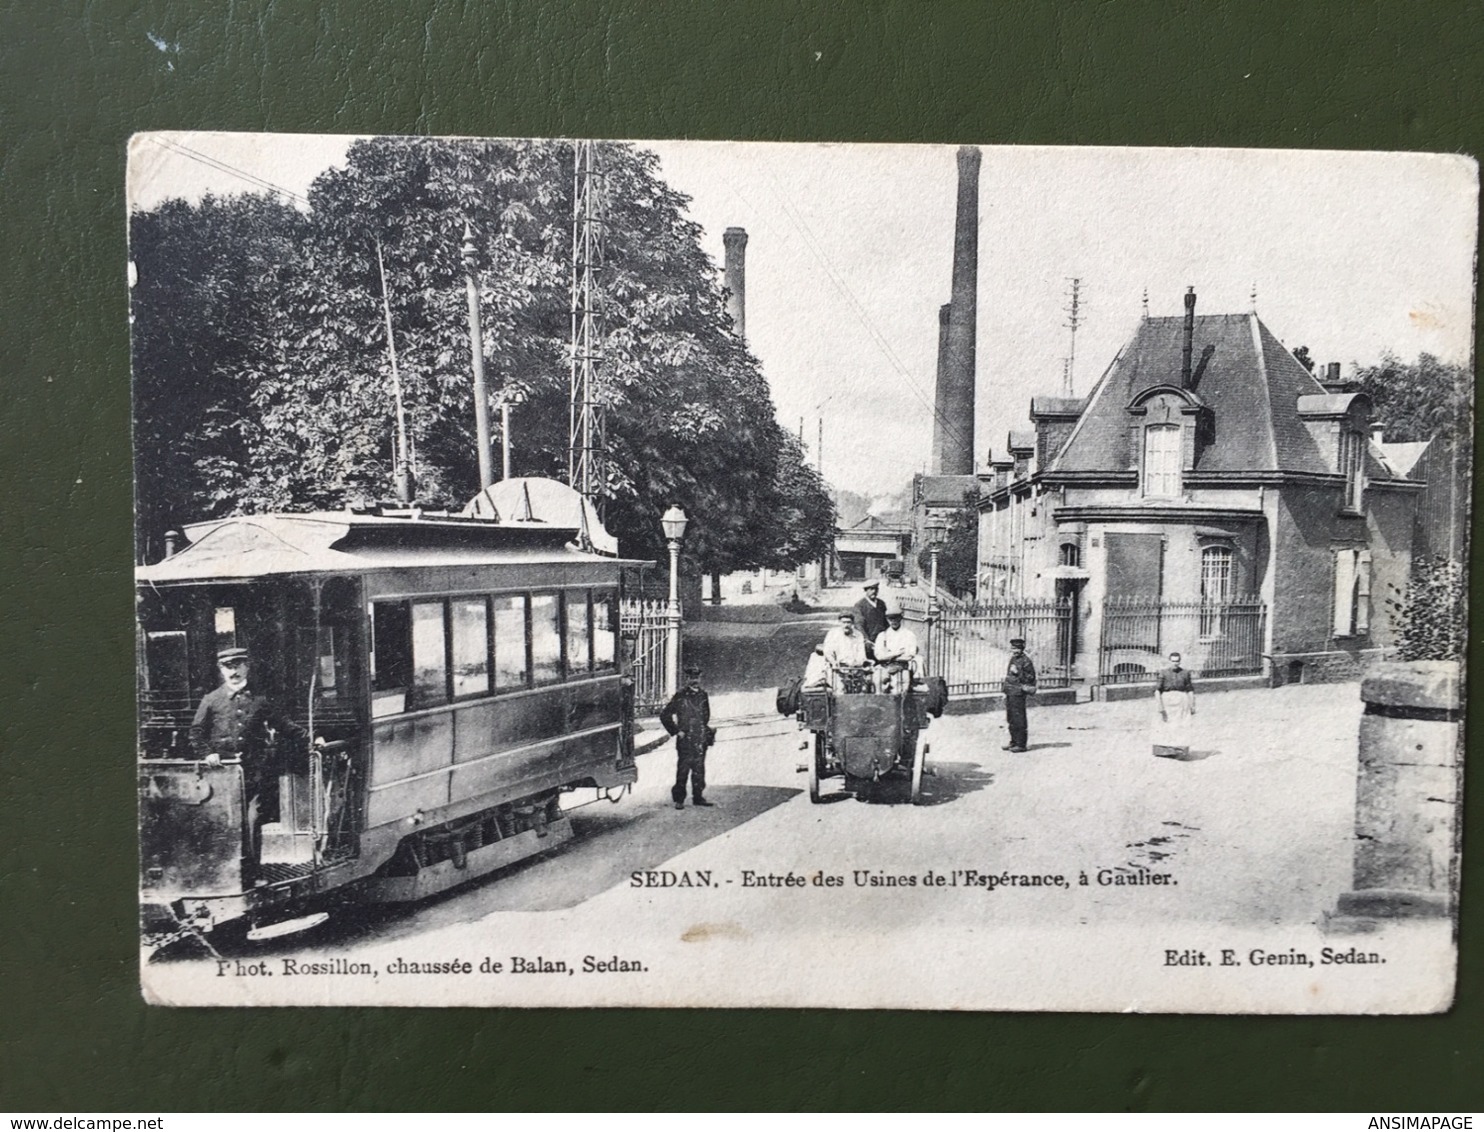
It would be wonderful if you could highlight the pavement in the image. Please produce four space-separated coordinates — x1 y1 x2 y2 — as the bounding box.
152 678 1458 1010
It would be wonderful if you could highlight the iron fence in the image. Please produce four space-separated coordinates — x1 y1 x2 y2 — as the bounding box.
907 598 1076 695
1098 598 1267 684
620 597 675 712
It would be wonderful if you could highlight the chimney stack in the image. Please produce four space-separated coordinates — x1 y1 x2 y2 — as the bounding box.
722 226 748 340
1181 286 1196 388
937 145 980 477
931 302 952 473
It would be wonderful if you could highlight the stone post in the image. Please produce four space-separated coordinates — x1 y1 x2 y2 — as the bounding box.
1334 660 1462 921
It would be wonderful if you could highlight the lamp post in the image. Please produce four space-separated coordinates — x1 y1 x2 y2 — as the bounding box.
926 514 947 662
661 504 689 696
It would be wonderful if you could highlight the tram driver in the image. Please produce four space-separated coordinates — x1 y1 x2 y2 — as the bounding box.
189 647 319 862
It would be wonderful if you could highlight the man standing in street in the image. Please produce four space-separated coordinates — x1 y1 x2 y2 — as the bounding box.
853 580 889 660
661 664 715 809
1001 637 1037 752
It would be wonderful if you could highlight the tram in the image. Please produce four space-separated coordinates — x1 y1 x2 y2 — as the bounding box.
137 478 647 946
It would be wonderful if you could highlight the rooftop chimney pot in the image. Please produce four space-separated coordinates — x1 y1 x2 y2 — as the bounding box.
1181 286 1196 388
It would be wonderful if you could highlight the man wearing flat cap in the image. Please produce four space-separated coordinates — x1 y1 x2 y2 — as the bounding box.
852 580 888 660
1001 638 1037 752
189 647 311 836
660 664 715 810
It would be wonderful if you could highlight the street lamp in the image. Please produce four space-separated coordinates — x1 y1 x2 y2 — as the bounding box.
661 504 689 695
925 513 947 617
496 385 527 481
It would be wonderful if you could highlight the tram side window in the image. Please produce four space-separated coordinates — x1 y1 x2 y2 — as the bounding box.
593 590 616 670
492 594 529 689
566 591 592 675
451 598 491 698
410 601 449 709
370 602 413 716
530 593 563 684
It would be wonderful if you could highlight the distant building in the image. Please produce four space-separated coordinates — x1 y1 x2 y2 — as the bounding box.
833 514 913 582
978 293 1421 686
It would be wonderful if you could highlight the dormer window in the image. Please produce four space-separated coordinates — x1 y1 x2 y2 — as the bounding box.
1126 385 1208 499
1142 423 1182 497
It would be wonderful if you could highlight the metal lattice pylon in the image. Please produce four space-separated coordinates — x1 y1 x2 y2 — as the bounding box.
569 141 608 516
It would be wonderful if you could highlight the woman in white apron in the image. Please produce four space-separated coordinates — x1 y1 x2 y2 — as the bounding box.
1152 652 1195 758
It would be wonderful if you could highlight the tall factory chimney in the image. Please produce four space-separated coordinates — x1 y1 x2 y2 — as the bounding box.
723 226 748 340
938 145 980 476
930 302 953 473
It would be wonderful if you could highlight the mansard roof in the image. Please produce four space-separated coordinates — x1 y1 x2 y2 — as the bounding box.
1050 312 1400 480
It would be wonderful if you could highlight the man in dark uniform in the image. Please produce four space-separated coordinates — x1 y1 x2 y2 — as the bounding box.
189 647 310 832
1001 637 1037 752
852 581 889 660
660 664 714 810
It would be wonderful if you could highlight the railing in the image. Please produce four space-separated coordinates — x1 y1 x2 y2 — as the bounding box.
1098 598 1267 684
907 598 1076 695
620 597 675 713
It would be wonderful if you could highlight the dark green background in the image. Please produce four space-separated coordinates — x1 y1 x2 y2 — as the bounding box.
2 0 1480 1112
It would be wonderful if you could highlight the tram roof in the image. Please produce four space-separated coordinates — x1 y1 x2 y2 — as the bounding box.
136 512 651 585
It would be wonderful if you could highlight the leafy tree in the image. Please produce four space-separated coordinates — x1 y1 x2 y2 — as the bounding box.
1388 555 1466 661
915 490 980 599
128 138 835 572
1353 351 1472 446
1291 344 1316 373
128 193 306 559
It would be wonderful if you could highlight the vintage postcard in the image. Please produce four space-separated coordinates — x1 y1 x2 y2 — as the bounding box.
129 134 1474 1010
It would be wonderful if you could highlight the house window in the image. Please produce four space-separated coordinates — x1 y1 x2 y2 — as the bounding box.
1200 545 1234 636
1142 424 1181 497
1339 430 1365 513
1060 543 1081 568
1332 548 1372 637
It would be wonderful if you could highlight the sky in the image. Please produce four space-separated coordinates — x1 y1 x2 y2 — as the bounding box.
129 133 1477 501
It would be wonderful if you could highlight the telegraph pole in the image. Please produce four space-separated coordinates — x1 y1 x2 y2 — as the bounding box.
462 223 495 489
1063 277 1081 397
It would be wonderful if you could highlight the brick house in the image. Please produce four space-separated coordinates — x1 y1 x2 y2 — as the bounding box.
977 290 1420 687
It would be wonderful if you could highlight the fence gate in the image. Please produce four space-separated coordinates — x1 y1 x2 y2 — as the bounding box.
621 598 674 713
907 598 1075 696
1098 598 1267 684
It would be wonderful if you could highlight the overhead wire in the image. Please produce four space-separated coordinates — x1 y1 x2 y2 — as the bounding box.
149 136 313 208
758 176 975 462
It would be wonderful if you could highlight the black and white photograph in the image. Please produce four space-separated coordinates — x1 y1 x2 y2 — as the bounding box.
129 133 1474 1010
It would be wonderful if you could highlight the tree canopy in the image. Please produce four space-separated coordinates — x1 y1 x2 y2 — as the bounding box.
129 138 835 570
1352 351 1472 447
